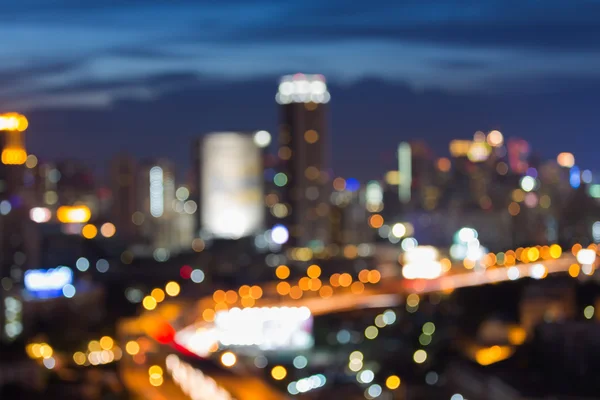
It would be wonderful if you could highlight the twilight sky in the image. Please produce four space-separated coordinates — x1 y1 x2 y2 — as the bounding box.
2 0 600 180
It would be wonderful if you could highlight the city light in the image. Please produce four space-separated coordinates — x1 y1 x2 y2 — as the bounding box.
0 113 28 131
253 130 271 148
276 74 330 104
402 246 443 279
24 267 73 296
30 207 51 223
271 365 287 380
220 351 237 367
271 224 289 244
56 205 91 223
577 249 596 265
557 152 575 168
166 354 234 400
149 166 164 217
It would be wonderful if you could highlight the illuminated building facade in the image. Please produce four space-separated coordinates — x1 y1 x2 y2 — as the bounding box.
276 74 331 248
196 132 264 240
135 160 177 255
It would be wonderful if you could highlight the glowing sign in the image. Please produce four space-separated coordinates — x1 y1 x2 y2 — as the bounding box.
166 354 234 400
24 267 73 297
402 246 442 280
57 205 91 223
215 306 313 351
201 133 263 239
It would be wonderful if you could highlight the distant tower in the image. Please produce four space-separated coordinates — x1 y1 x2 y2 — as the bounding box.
398 142 412 204
276 74 331 248
110 154 137 240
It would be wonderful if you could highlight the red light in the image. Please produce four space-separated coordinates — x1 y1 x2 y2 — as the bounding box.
180 265 192 279
153 321 176 344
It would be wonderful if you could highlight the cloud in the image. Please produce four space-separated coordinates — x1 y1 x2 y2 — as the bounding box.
1 0 600 111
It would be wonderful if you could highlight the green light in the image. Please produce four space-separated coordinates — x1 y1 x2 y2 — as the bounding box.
274 173 288 187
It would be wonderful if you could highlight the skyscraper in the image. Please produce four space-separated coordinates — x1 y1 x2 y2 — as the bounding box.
276 74 331 248
109 154 137 240
196 132 264 240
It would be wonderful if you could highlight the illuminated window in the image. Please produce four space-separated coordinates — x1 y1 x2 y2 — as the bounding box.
304 130 319 144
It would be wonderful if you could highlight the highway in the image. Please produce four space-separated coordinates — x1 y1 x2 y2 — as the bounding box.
120 251 582 400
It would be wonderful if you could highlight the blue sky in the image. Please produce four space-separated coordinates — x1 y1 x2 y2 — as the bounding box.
2 0 600 178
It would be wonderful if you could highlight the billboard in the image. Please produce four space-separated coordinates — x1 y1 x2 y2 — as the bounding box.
201 132 263 239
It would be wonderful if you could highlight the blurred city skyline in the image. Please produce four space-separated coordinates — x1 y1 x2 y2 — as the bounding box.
2 0 600 179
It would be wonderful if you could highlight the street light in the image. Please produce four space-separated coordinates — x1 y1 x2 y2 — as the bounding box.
0 113 29 165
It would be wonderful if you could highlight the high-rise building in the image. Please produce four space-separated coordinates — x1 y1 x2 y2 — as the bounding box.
276 73 331 248
195 132 264 240
109 154 137 240
135 159 177 255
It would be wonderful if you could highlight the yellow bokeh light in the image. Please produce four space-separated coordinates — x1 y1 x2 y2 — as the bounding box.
100 222 116 238
225 290 238 304
151 288 165 303
568 263 580 278
369 214 384 228
271 365 287 380
277 281 291 295
413 349 427 364
142 296 157 311
100 336 114 350
299 277 311 291
202 308 215 322
407 293 420 307
319 285 333 298
508 202 520 216
57 205 91 223
289 285 303 300
527 247 540 262
358 269 369 283
385 170 400 185
275 265 290 279
221 351 237 367
508 326 527 345
81 224 98 239
73 351 86 365
2 148 27 165
125 341 140 355
250 285 263 299
329 273 340 287
88 340 101 352
0 113 28 131
386 375 401 390
149 375 163 387
165 281 180 297
365 325 378 339
307 264 321 278
148 365 163 377
304 129 319 144
39 344 53 359
213 290 226 303
338 273 352 287
241 297 255 307
350 281 364 294
368 270 381 284
238 285 251 297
